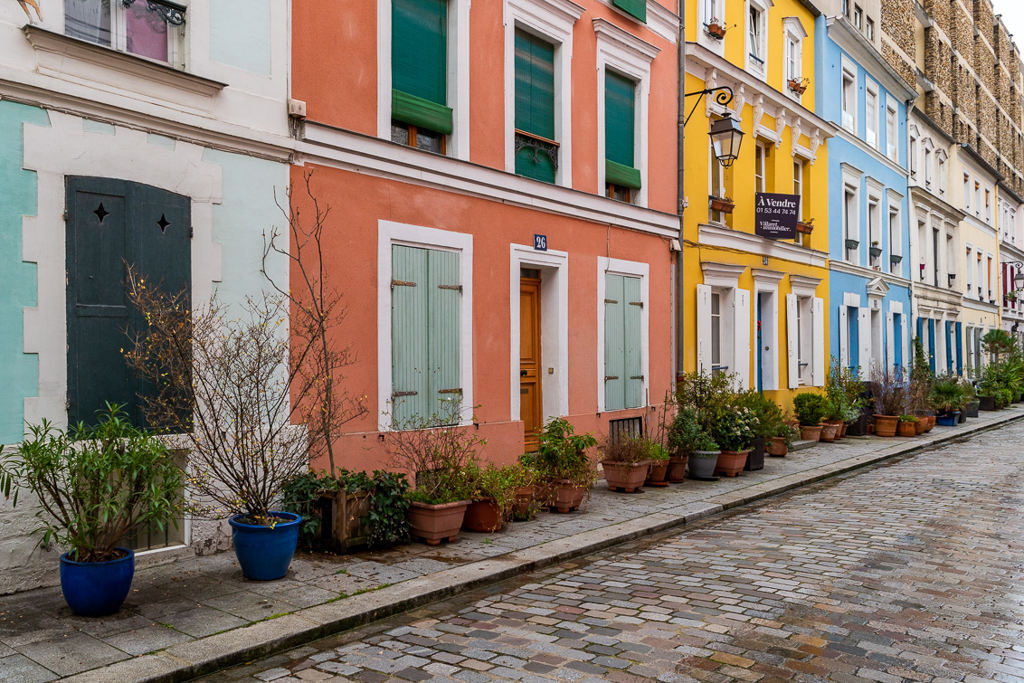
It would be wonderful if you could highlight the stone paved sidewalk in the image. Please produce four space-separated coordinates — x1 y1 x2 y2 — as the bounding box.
1 407 1021 682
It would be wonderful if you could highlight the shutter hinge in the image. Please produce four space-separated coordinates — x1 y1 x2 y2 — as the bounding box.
438 388 463 394
391 280 417 289
604 298 618 304
629 301 644 308
392 391 418 397
62 210 68 222
189 226 194 239
438 284 463 291
605 375 619 381
630 375 645 380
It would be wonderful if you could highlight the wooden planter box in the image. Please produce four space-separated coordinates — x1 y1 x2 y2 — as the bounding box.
709 197 735 214
316 490 373 552
796 221 814 235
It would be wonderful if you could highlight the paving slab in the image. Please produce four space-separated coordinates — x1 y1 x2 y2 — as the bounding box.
0 407 1015 682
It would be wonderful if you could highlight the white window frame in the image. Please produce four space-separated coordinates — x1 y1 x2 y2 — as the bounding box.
755 141 767 194
597 257 650 413
698 262 749 388
936 150 947 195
793 158 804 221
698 0 727 56
62 0 187 68
789 275 823 387
964 173 971 211
503 0 583 188
965 244 974 294
377 221 474 431
753 269 783 391
841 58 857 134
377 0 472 160
842 163 863 265
909 128 918 179
594 18 658 208
709 140 726 223
887 189 903 275
783 17 807 103
865 79 879 150
885 97 898 162
745 0 771 81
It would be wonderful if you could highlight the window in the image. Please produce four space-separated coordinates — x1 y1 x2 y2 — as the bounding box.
964 174 971 210
603 273 644 410
842 0 849 16
64 0 185 66
966 246 973 293
937 155 946 195
975 181 981 217
390 244 463 426
605 71 640 202
783 17 807 101
886 104 897 161
514 29 558 183
709 144 725 223
853 4 863 29
842 67 857 132
988 255 994 299
868 198 880 265
747 5 765 73
888 206 900 274
710 291 723 373
933 228 941 286
924 148 932 188
865 83 879 149
985 188 991 223
66 177 191 429
844 183 859 264
391 0 452 153
755 143 766 194
866 17 874 40
612 0 646 23
910 135 917 178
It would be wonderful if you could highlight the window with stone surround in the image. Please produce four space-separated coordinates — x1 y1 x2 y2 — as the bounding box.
64 0 186 66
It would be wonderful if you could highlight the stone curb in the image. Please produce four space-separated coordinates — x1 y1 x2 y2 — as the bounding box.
61 410 1024 683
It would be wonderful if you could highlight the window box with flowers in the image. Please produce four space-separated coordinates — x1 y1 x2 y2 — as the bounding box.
705 18 728 40
869 241 882 259
709 196 735 214
796 217 815 234
787 77 809 95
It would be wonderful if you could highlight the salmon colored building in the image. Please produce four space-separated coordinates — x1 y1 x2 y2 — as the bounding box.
290 0 682 468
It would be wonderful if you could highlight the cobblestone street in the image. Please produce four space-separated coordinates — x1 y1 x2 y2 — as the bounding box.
199 421 1024 683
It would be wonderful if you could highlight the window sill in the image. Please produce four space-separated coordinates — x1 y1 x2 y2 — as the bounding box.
23 25 227 98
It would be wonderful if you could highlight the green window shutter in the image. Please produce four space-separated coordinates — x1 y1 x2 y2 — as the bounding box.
622 276 644 409
426 249 461 423
515 29 555 139
604 274 626 411
392 0 447 106
606 160 642 190
392 90 453 135
613 0 647 23
391 245 431 427
605 70 636 169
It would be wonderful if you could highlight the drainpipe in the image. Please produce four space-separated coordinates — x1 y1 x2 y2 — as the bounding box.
675 0 686 383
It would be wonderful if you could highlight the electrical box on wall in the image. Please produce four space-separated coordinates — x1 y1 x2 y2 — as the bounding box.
288 99 307 118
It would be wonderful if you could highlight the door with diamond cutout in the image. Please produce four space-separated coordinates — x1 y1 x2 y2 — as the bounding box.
66 177 191 428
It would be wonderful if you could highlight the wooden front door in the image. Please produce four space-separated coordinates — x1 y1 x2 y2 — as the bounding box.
520 274 543 451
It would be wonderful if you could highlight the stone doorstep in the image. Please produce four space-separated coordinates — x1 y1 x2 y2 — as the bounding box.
59 409 1024 683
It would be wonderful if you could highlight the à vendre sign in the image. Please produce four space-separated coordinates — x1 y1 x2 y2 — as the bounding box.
754 193 800 240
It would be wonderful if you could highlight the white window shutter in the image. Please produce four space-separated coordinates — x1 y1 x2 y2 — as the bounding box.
858 307 871 375
886 312 895 371
696 284 712 373
734 289 751 389
787 294 799 389
839 304 849 369
813 297 825 386
902 315 910 373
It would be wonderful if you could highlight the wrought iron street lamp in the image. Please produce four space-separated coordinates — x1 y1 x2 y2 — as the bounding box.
1007 260 1024 291
683 86 744 168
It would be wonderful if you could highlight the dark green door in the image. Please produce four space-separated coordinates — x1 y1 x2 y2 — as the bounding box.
66 177 191 427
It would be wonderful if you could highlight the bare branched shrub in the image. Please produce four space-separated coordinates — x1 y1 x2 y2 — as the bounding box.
264 168 367 475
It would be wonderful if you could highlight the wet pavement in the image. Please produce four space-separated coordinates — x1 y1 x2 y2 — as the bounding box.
195 418 1024 683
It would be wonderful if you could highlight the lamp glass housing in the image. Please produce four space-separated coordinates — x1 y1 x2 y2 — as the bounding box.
710 114 744 168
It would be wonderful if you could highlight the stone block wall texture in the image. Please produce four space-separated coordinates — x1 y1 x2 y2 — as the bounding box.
973 0 994 50
953 61 977 123
927 91 954 135
952 2 974 68
926 28 953 95
924 0 950 36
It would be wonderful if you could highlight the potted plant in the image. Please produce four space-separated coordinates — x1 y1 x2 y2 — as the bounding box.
710 407 756 477
929 374 965 426
827 360 866 438
709 196 735 214
705 18 727 39
734 390 783 471
463 462 532 533
0 405 183 617
793 392 829 442
787 77 809 95
667 407 702 482
796 217 815 235
767 422 799 456
688 430 721 479
535 417 598 513
644 439 671 486
869 241 882 259
871 367 908 437
897 415 918 437
385 399 481 545
601 436 651 493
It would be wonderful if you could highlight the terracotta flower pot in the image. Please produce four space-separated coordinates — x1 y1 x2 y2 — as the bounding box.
715 450 749 477
667 455 689 483
645 460 669 486
689 451 720 479
897 421 916 437
407 500 471 545
922 415 935 432
873 415 899 438
551 481 587 513
913 419 926 435
819 423 839 443
839 422 849 438
823 420 843 441
463 498 504 533
767 436 788 457
800 424 823 442
601 460 650 493
512 486 534 519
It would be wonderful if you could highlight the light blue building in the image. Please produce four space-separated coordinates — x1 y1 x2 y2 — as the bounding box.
816 8 918 378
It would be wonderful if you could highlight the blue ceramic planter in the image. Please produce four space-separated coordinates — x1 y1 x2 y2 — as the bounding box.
229 511 300 581
936 412 960 427
60 548 135 617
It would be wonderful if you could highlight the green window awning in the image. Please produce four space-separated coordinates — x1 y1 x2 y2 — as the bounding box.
613 0 647 23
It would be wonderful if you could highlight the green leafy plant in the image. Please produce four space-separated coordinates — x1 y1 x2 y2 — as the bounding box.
772 421 800 448
734 390 787 439
466 462 532 524
384 399 482 505
826 358 866 422
600 435 648 464
691 430 720 455
667 408 705 457
364 470 411 546
534 417 598 488
898 414 919 423
871 366 909 417
981 329 1018 364
0 404 183 563
792 393 829 426
709 407 756 452
282 469 340 548
643 440 670 461
929 374 967 414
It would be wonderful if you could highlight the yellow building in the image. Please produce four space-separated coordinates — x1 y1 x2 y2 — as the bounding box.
682 0 835 410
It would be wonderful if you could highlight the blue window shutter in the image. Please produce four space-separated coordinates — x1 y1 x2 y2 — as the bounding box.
604 274 626 411
927 319 936 372
956 322 963 375
622 276 644 408
391 245 430 426
427 248 461 421
848 309 859 370
893 314 903 369
613 0 647 22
